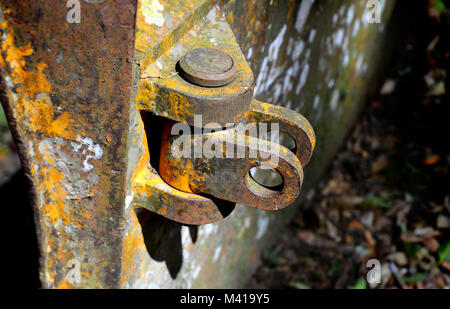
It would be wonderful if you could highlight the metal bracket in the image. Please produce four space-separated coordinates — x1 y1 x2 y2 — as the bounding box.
131 5 315 225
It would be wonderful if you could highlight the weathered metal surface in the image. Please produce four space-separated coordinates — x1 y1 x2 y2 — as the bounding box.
246 99 316 167
1 0 398 289
133 164 233 224
137 3 254 126
134 0 315 225
158 121 304 211
0 1 137 288
178 47 237 87
122 0 397 289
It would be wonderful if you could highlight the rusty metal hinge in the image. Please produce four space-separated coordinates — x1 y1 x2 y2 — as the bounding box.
131 5 315 225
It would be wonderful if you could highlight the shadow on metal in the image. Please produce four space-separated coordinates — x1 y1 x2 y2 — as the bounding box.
137 210 201 279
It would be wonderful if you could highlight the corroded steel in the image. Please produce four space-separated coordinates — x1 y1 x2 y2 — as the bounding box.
179 48 237 87
0 1 137 288
125 0 398 289
158 120 304 211
0 0 341 288
136 5 254 126
246 100 316 167
133 3 315 223
133 164 233 224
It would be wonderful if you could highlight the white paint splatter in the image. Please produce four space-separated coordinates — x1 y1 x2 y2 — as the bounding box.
334 28 345 47
244 217 251 228
295 63 309 95
141 0 165 27
346 4 354 25
328 78 335 89
332 13 338 24
71 135 103 172
295 0 315 32
254 24 287 95
213 246 222 262
247 47 253 59
292 40 304 60
201 223 215 237
125 194 133 209
256 214 269 240
39 137 101 199
192 265 201 279
352 19 360 37
330 89 339 111
313 95 320 109
308 29 316 43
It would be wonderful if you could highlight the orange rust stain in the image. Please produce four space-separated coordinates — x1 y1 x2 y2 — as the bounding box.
0 16 75 139
226 11 234 24
121 211 146 286
43 168 69 225
1 11 82 288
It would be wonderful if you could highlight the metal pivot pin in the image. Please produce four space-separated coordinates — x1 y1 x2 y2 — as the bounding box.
178 47 238 87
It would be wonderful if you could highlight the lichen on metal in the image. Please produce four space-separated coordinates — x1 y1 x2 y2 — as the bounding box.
0 0 138 288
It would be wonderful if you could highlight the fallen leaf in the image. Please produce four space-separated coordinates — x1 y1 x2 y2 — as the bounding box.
422 237 440 252
347 218 364 230
401 228 441 242
426 36 440 52
371 155 389 174
423 154 441 165
441 261 450 271
437 215 450 229
380 79 396 95
332 196 364 208
437 240 450 263
436 275 446 288
387 252 408 266
365 229 376 246
322 174 353 195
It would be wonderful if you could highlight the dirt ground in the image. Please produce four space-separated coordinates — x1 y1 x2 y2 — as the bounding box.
246 0 449 289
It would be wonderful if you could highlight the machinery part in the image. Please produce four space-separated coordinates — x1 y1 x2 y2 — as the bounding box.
133 165 234 225
158 121 304 211
178 48 237 87
246 100 316 167
132 4 315 223
136 6 254 127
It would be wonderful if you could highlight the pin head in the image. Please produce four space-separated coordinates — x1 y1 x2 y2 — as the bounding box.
178 48 237 87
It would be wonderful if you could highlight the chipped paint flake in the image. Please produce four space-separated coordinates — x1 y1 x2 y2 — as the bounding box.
71 135 103 172
125 194 133 209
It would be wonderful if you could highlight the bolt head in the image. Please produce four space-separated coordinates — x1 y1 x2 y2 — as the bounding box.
178 48 237 87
